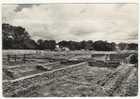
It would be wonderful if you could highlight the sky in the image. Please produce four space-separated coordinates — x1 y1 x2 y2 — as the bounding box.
2 3 138 43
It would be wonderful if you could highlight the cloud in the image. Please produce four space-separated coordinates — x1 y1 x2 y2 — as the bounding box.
2 4 18 22
2 4 138 43
14 4 40 12
14 4 33 12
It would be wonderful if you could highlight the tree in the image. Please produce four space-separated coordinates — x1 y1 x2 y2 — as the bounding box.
118 43 128 50
93 40 115 51
58 40 68 48
80 40 86 50
44 40 56 50
37 39 44 50
129 54 138 64
84 40 94 50
127 43 138 50
58 40 94 50
2 23 37 49
37 39 56 50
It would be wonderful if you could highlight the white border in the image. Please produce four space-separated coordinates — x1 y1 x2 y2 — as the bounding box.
0 0 139 99
0 0 138 4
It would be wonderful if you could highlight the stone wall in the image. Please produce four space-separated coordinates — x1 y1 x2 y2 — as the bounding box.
88 60 120 68
3 62 88 97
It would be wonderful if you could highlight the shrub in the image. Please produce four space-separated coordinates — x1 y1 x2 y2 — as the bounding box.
129 54 138 64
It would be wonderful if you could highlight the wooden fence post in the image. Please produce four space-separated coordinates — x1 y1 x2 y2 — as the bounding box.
23 54 26 63
14 55 17 62
7 54 10 62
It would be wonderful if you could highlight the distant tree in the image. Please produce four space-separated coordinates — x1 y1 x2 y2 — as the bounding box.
37 39 56 50
93 40 105 51
69 41 77 50
118 43 128 50
58 40 116 51
58 40 68 48
2 37 14 49
37 39 45 50
93 40 115 51
44 40 56 50
2 23 37 49
58 41 79 50
127 43 138 50
23 39 37 49
111 42 116 51
75 41 82 50
80 40 86 50
85 40 94 50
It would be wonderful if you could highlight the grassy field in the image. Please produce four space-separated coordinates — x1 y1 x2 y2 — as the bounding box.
2 50 138 97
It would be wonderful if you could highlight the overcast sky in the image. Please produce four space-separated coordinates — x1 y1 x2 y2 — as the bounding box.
2 4 138 43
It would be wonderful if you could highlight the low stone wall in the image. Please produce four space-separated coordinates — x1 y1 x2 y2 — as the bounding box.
88 60 120 68
3 62 88 97
60 60 83 65
112 67 138 96
102 64 135 96
3 62 61 80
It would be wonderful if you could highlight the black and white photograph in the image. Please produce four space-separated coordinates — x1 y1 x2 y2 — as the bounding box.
2 1 138 97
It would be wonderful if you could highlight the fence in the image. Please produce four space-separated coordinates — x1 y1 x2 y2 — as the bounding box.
6 54 31 63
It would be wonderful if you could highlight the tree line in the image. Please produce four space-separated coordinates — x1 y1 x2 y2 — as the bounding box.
2 23 138 51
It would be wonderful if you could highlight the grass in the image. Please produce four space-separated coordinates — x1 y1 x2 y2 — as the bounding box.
2 50 138 97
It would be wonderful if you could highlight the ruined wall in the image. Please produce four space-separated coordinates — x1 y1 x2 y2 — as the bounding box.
3 62 88 97
88 60 120 68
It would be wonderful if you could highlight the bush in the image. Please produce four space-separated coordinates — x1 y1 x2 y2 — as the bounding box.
129 54 138 64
